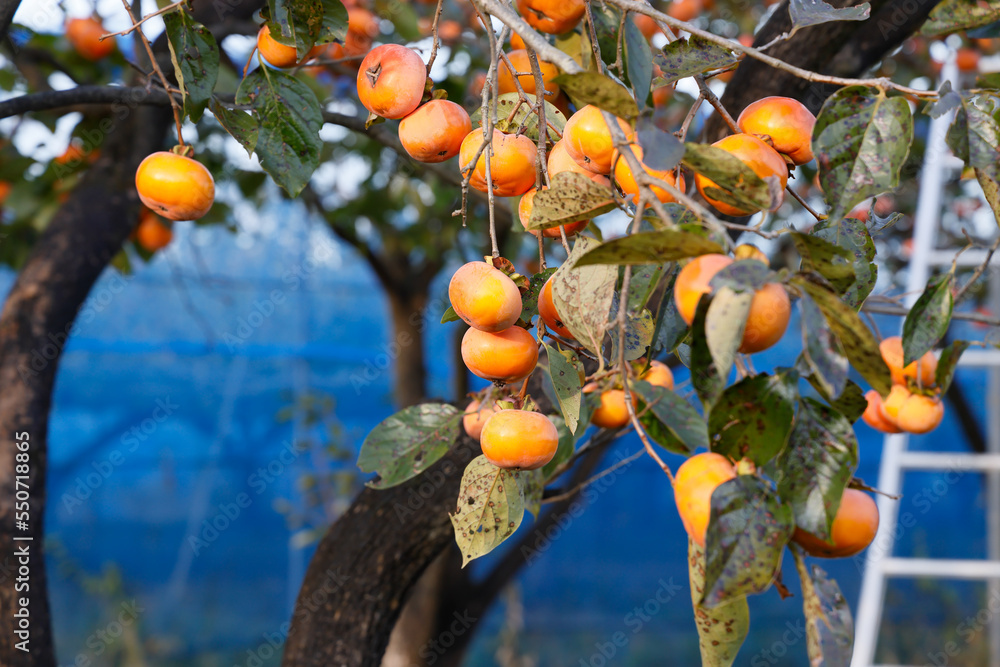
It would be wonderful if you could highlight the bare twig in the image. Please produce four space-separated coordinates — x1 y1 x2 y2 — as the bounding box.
102 0 184 40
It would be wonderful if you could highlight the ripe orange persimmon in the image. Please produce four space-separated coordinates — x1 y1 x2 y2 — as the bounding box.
399 100 472 163
538 275 573 339
480 409 559 470
733 244 768 263
667 0 703 22
895 393 945 434
345 7 380 56
562 105 633 175
463 398 498 440
449 261 523 332
0 181 10 206
462 326 539 383
257 25 322 68
584 384 636 429
547 140 590 177
862 389 902 434
613 143 685 203
135 211 173 252
55 142 96 166
498 50 561 103
66 17 115 61
518 185 597 238
135 151 215 221
516 0 586 34
510 33 527 50
634 13 661 40
956 47 980 72
737 96 816 165
879 336 938 387
793 489 879 558
673 254 790 354
459 129 537 197
641 360 674 390
694 134 788 216
673 452 737 548
357 44 427 119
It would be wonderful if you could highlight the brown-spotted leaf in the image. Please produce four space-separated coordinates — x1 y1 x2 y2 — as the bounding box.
689 539 750 666
450 455 526 566
526 172 616 231
552 237 617 357
708 373 795 466
358 403 461 488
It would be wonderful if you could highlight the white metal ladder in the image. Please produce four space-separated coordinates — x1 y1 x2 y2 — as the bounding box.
851 57 1000 666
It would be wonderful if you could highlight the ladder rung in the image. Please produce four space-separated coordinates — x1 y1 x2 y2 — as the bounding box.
958 350 1000 367
927 248 1000 267
880 557 1000 579
898 451 1000 471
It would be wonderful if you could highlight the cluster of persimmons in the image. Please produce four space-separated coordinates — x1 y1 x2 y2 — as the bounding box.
863 337 946 435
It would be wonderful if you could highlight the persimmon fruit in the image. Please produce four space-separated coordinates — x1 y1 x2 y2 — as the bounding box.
694 134 788 216
459 129 538 197
584 384 636 429
257 25 322 68
135 210 173 252
463 398 498 440
462 326 539 383
480 409 559 470
862 390 902 434
641 360 674 391
449 261 523 332
538 275 573 339
497 50 561 102
135 151 215 221
516 0 586 34
673 452 737 548
67 17 115 61
357 44 427 119
793 488 879 558
879 336 938 387
737 96 816 165
563 105 633 175
613 143 685 204
398 100 472 163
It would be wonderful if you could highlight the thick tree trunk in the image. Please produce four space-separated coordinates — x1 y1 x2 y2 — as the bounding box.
386 290 429 409
0 103 171 666
703 0 942 141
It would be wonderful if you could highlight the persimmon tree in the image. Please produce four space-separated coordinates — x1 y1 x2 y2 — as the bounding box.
0 0 999 666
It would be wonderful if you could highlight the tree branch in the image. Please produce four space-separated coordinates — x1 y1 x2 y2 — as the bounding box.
0 0 20 45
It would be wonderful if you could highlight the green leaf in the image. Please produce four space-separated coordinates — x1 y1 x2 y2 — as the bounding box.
552 71 639 120
705 286 751 380
543 343 583 433
708 373 795 466
682 142 774 214
789 0 870 30
521 267 557 323
791 231 855 294
614 301 656 361
812 217 878 308
236 67 323 196
651 266 689 356
690 296 725 408
935 339 971 393
653 36 737 87
794 275 892 395
208 99 258 157
689 540 750 667
163 9 219 123
775 398 859 540
471 93 568 142
702 476 794 606
709 259 774 293
794 556 855 665
267 0 323 57
814 87 913 220
799 294 849 399
522 469 545 519
805 374 868 422
552 237 617 357
634 380 708 454
317 0 349 43
922 0 1000 36
624 14 653 108
450 455 526 566
541 415 577 480
574 229 724 266
902 273 954 365
440 305 460 324
357 403 461 488
526 172 616 230
947 94 1000 182
625 263 664 312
